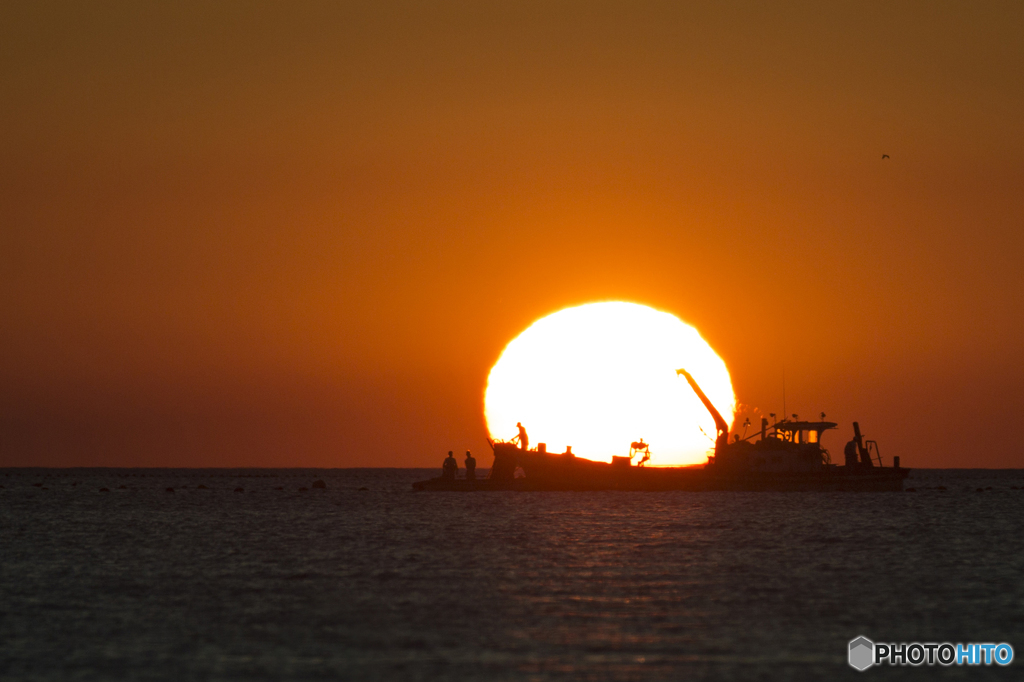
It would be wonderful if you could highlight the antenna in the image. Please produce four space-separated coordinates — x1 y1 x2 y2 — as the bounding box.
782 364 786 421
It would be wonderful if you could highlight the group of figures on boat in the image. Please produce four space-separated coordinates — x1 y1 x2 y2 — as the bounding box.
441 450 477 481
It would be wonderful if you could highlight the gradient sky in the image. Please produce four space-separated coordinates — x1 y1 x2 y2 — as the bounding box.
2 1 1022 468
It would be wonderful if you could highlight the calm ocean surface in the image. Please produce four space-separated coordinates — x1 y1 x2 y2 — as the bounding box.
2 468 1023 681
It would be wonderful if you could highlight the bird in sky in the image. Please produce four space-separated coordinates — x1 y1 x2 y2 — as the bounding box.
882 154 890 159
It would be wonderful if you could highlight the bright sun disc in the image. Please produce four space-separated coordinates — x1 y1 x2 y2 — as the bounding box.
484 302 735 466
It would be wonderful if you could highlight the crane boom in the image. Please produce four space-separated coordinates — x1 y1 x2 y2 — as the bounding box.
676 369 730 441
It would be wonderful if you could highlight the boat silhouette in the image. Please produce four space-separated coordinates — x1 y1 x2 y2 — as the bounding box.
413 368 908 492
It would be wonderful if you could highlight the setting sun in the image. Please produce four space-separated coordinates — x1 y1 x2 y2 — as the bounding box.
484 302 735 466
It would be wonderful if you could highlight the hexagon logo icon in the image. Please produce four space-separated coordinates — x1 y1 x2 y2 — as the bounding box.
849 636 874 671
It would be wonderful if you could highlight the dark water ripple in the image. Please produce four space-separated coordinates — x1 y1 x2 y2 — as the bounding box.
2 468 1023 681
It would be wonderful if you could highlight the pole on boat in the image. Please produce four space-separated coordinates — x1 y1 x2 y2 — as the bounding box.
852 422 874 467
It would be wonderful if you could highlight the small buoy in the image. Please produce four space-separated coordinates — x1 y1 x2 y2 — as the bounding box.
905 488 917 492
166 487 174 493
358 486 369 491
299 487 309 491
312 479 326 489
99 488 110 492
274 486 284 490
197 484 208 489
118 485 126 489
234 487 244 492
32 483 42 487
976 488 984 492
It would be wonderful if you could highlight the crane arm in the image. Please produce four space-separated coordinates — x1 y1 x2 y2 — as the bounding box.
676 369 730 439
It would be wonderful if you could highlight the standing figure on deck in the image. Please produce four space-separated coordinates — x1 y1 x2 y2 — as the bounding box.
515 422 529 451
442 451 458 480
464 450 477 480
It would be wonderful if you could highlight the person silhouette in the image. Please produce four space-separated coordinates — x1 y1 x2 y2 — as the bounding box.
516 422 529 451
464 450 476 480
844 439 859 467
442 450 458 480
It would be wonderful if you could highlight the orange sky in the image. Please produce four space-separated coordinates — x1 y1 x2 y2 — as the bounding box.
2 1 1022 468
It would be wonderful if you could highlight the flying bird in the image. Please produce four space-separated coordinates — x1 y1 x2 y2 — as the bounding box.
882 154 890 159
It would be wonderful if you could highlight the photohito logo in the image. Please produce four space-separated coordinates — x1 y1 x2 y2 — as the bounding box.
848 636 1014 670
849 637 874 671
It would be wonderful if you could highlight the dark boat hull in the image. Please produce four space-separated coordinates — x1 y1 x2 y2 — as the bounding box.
413 448 909 492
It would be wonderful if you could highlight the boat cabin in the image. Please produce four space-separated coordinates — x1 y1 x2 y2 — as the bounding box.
712 419 839 474
769 420 837 445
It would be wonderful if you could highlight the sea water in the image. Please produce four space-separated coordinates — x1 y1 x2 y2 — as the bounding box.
2 468 1022 681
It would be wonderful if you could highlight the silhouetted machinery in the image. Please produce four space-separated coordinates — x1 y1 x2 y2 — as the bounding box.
629 440 651 467
675 367 899 477
676 369 731 456
851 421 882 467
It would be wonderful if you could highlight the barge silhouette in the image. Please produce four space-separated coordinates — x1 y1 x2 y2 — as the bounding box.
413 368 908 492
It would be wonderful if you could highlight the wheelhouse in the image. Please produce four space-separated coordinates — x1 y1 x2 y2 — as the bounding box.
770 420 837 445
